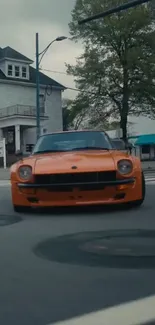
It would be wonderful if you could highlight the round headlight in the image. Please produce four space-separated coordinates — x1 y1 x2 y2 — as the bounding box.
18 166 32 181
117 159 133 175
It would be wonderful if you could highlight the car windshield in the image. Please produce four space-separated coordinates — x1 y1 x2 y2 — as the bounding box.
32 131 113 154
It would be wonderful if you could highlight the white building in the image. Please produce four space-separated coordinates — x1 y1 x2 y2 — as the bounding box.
107 115 155 161
0 46 65 164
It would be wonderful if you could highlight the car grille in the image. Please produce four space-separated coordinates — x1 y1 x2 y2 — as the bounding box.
34 171 116 185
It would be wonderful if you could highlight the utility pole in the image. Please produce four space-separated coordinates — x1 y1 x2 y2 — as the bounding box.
35 34 67 140
36 33 40 140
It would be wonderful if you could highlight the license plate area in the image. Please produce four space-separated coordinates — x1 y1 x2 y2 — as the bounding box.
46 184 106 192
36 185 116 202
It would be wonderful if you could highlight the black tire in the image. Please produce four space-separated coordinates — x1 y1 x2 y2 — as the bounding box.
13 205 31 213
127 171 145 208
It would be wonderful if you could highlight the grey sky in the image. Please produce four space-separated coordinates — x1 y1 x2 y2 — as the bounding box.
0 0 81 99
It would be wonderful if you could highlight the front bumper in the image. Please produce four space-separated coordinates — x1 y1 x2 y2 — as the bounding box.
17 178 135 189
11 177 143 207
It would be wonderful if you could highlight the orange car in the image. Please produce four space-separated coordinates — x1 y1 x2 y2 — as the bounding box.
10 130 145 212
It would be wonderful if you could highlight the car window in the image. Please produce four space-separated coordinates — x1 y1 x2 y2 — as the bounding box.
32 131 113 153
111 139 126 150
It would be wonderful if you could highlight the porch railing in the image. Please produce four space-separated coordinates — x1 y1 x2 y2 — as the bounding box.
0 105 48 118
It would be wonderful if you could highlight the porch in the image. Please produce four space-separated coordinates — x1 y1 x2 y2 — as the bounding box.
0 104 48 165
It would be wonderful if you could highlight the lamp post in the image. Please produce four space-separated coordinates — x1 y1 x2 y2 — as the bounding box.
35 34 67 140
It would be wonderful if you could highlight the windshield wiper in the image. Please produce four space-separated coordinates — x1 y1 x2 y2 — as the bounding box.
33 150 66 154
33 147 110 154
70 146 109 151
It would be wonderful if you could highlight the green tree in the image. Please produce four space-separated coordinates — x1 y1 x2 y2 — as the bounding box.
62 98 74 131
67 0 155 140
63 94 91 130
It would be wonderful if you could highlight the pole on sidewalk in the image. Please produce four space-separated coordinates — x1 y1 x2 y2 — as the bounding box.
36 32 40 140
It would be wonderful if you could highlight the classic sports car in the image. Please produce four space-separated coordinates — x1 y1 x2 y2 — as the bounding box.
10 130 145 212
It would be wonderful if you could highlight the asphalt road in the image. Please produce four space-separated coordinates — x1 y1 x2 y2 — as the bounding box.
0 181 155 325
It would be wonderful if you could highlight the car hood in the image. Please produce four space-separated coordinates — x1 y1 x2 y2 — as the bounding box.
33 150 120 174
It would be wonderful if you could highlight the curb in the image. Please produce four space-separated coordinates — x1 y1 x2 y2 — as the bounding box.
143 168 155 172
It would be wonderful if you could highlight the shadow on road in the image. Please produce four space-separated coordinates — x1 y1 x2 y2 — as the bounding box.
29 203 143 217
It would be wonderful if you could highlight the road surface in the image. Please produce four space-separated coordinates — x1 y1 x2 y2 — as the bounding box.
0 173 155 325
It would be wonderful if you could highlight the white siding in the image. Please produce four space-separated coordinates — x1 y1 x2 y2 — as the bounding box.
0 82 62 121
23 127 36 149
128 115 155 136
43 90 63 133
0 81 63 149
106 116 155 139
0 83 35 108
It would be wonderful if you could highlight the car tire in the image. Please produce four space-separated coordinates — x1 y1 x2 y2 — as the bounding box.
127 171 145 208
13 205 31 213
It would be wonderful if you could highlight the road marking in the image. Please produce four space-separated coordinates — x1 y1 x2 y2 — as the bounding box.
145 177 155 185
50 294 155 325
0 180 10 187
146 181 155 184
145 177 155 181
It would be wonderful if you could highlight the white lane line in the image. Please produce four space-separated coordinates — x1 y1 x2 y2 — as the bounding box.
145 177 155 181
145 179 155 185
50 294 155 325
0 180 10 187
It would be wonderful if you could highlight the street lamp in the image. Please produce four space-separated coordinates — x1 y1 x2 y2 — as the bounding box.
36 34 67 139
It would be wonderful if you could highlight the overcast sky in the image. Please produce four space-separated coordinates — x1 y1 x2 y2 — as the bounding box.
0 0 83 99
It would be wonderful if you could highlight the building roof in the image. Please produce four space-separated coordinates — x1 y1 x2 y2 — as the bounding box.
0 46 66 90
0 65 66 90
135 134 155 146
0 46 33 62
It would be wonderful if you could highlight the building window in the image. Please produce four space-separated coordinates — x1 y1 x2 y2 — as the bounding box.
7 64 28 79
15 66 20 77
26 144 34 152
141 145 150 154
22 66 27 78
7 65 13 76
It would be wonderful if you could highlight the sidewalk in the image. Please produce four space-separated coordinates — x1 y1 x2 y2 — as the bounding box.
0 168 10 180
0 161 155 180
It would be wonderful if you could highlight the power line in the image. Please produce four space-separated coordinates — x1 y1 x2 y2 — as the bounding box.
40 68 83 92
40 68 68 75
65 86 92 93
40 69 105 94
66 87 80 92
78 0 151 24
